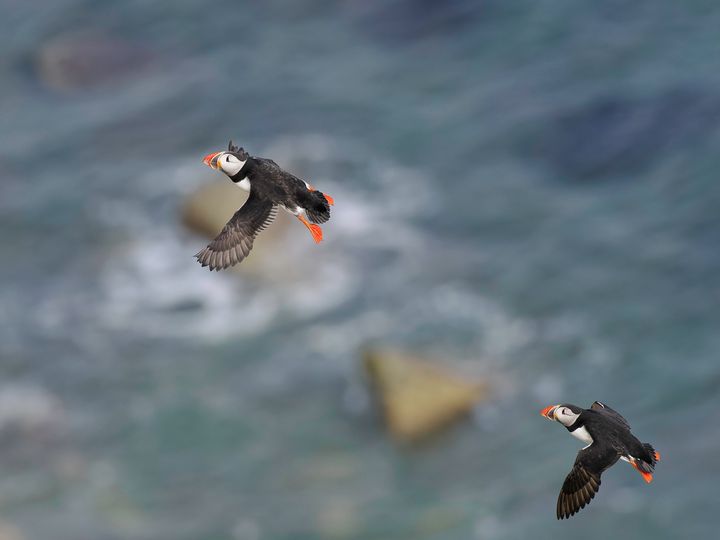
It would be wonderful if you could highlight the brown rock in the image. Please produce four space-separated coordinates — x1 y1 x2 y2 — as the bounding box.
364 349 487 442
0 522 24 540
181 180 248 239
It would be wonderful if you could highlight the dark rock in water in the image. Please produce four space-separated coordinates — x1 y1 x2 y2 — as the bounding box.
532 89 720 181
346 0 483 42
35 34 154 92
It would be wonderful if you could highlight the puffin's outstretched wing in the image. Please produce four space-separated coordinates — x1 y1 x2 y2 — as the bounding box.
195 190 277 271
557 444 619 520
591 401 631 430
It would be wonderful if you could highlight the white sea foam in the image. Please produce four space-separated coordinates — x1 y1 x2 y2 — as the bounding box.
0 385 63 432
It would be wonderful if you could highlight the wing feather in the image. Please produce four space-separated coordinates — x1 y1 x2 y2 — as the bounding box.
591 401 631 430
556 444 618 520
195 191 277 271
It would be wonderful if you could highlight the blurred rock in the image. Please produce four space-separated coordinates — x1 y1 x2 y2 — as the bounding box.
363 349 487 442
181 180 292 276
35 34 154 92
0 522 24 540
182 181 246 239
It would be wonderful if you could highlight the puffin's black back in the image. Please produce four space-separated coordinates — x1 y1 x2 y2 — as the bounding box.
245 157 332 224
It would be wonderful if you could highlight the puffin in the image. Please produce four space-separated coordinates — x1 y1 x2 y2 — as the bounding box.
540 401 660 519
196 141 334 270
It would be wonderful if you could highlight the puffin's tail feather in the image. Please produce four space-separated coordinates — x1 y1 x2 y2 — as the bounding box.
643 443 660 466
628 457 654 483
634 458 654 474
305 191 332 224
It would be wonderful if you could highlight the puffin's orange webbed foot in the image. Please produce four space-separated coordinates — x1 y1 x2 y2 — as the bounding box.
307 224 323 243
628 459 653 484
297 215 323 243
639 470 653 484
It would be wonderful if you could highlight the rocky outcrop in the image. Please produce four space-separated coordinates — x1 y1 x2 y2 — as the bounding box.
363 349 487 442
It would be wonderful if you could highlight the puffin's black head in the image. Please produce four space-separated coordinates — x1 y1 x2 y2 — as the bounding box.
540 403 584 427
202 141 249 178
227 140 248 157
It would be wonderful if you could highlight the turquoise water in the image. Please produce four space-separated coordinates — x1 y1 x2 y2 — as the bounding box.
1 1 719 538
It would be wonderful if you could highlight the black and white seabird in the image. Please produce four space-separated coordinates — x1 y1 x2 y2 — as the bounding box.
196 141 334 271
540 401 660 520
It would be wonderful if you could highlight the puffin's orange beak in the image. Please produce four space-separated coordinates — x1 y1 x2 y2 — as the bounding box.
541 404 559 420
202 151 223 169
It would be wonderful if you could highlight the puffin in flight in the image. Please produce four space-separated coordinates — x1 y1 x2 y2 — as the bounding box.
540 401 660 519
195 141 334 271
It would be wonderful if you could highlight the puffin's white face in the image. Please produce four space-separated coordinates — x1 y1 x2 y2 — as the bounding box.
555 406 580 427
541 404 581 427
216 152 247 177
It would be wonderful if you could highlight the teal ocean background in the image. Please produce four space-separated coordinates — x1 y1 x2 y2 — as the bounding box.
1 1 719 538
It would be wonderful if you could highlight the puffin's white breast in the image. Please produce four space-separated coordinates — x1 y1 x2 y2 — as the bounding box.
571 425 593 446
235 177 251 192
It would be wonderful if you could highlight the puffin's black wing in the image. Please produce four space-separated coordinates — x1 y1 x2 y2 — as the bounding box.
591 401 631 430
557 444 619 520
195 190 277 271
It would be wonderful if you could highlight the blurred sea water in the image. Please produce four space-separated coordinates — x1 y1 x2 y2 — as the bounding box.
1 1 719 539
